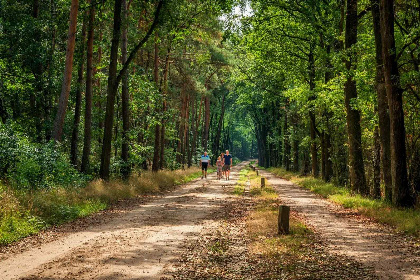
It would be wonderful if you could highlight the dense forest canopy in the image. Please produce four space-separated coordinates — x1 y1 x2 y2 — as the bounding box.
0 0 419 208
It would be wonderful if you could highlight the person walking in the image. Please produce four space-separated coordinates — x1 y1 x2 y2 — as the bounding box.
220 152 225 179
216 156 223 180
200 151 210 179
223 150 233 180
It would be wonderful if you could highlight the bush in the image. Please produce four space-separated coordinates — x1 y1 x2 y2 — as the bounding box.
0 124 88 190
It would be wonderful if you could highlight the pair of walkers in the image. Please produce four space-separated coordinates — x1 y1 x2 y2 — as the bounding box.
199 150 233 180
216 150 232 180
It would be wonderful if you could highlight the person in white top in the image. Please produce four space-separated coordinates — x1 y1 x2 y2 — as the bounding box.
200 151 210 179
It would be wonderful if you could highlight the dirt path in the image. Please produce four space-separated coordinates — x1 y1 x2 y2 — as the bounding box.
1 163 419 280
0 164 244 280
260 169 420 280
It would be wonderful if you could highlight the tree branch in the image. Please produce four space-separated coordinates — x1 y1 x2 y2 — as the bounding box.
115 0 164 89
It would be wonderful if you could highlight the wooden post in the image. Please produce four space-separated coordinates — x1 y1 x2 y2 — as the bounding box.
278 205 290 234
261 177 265 188
256 170 259 176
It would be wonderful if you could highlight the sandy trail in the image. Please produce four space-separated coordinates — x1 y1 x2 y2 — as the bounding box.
2 163 419 280
0 164 243 280
260 169 420 280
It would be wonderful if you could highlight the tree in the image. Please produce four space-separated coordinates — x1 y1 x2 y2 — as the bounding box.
380 0 414 207
81 0 96 173
371 0 392 200
52 0 79 142
344 0 367 195
100 0 164 179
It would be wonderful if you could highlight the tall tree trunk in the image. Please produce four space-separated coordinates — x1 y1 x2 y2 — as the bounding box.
53 0 79 141
371 0 392 200
99 0 123 179
308 46 318 177
202 95 210 151
31 0 44 142
187 95 195 167
293 125 299 172
283 111 291 171
70 14 87 167
152 32 161 172
322 45 333 182
121 0 130 178
344 0 367 194
191 96 203 165
159 48 170 169
213 91 226 158
380 0 413 206
81 1 95 173
372 126 382 198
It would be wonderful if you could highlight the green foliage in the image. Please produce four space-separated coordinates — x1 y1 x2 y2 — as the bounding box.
0 124 87 190
0 213 46 245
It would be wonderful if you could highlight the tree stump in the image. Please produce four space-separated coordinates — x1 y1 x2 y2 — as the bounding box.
261 177 265 188
278 205 290 234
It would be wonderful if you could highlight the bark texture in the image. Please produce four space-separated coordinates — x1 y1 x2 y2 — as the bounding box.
100 0 123 179
53 0 79 141
81 1 95 173
344 0 367 195
380 0 413 206
371 0 392 200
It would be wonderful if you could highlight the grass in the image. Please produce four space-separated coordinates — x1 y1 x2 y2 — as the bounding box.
0 167 203 245
245 183 313 275
267 167 420 237
233 166 277 199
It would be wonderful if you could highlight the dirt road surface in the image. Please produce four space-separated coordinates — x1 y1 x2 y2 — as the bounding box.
259 169 420 280
1 162 419 279
0 164 243 280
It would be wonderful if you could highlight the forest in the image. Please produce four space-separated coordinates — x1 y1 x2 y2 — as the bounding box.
0 0 420 245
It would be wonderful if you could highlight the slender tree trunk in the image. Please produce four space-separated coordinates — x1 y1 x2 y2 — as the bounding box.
187 95 195 167
81 1 95 173
213 91 226 157
344 0 367 195
99 0 123 179
323 45 334 182
159 48 170 169
121 0 130 178
53 0 79 141
70 14 87 167
152 32 161 172
308 46 318 177
371 0 392 200
372 126 382 198
203 95 210 151
283 111 290 171
380 0 413 206
191 96 203 165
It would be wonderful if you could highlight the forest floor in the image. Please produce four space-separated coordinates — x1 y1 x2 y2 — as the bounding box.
0 162 419 279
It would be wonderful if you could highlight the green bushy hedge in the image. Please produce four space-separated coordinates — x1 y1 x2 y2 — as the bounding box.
0 124 88 190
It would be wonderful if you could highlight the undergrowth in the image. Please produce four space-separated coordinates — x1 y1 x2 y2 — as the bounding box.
267 167 420 237
0 167 202 245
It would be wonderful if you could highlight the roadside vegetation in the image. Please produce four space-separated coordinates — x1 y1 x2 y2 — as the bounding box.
268 167 420 237
0 166 202 246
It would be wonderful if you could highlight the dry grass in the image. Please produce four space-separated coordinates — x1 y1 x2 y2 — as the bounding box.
84 167 201 203
0 167 203 245
268 167 420 237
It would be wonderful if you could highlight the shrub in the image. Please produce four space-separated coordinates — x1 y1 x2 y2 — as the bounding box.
0 124 88 190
